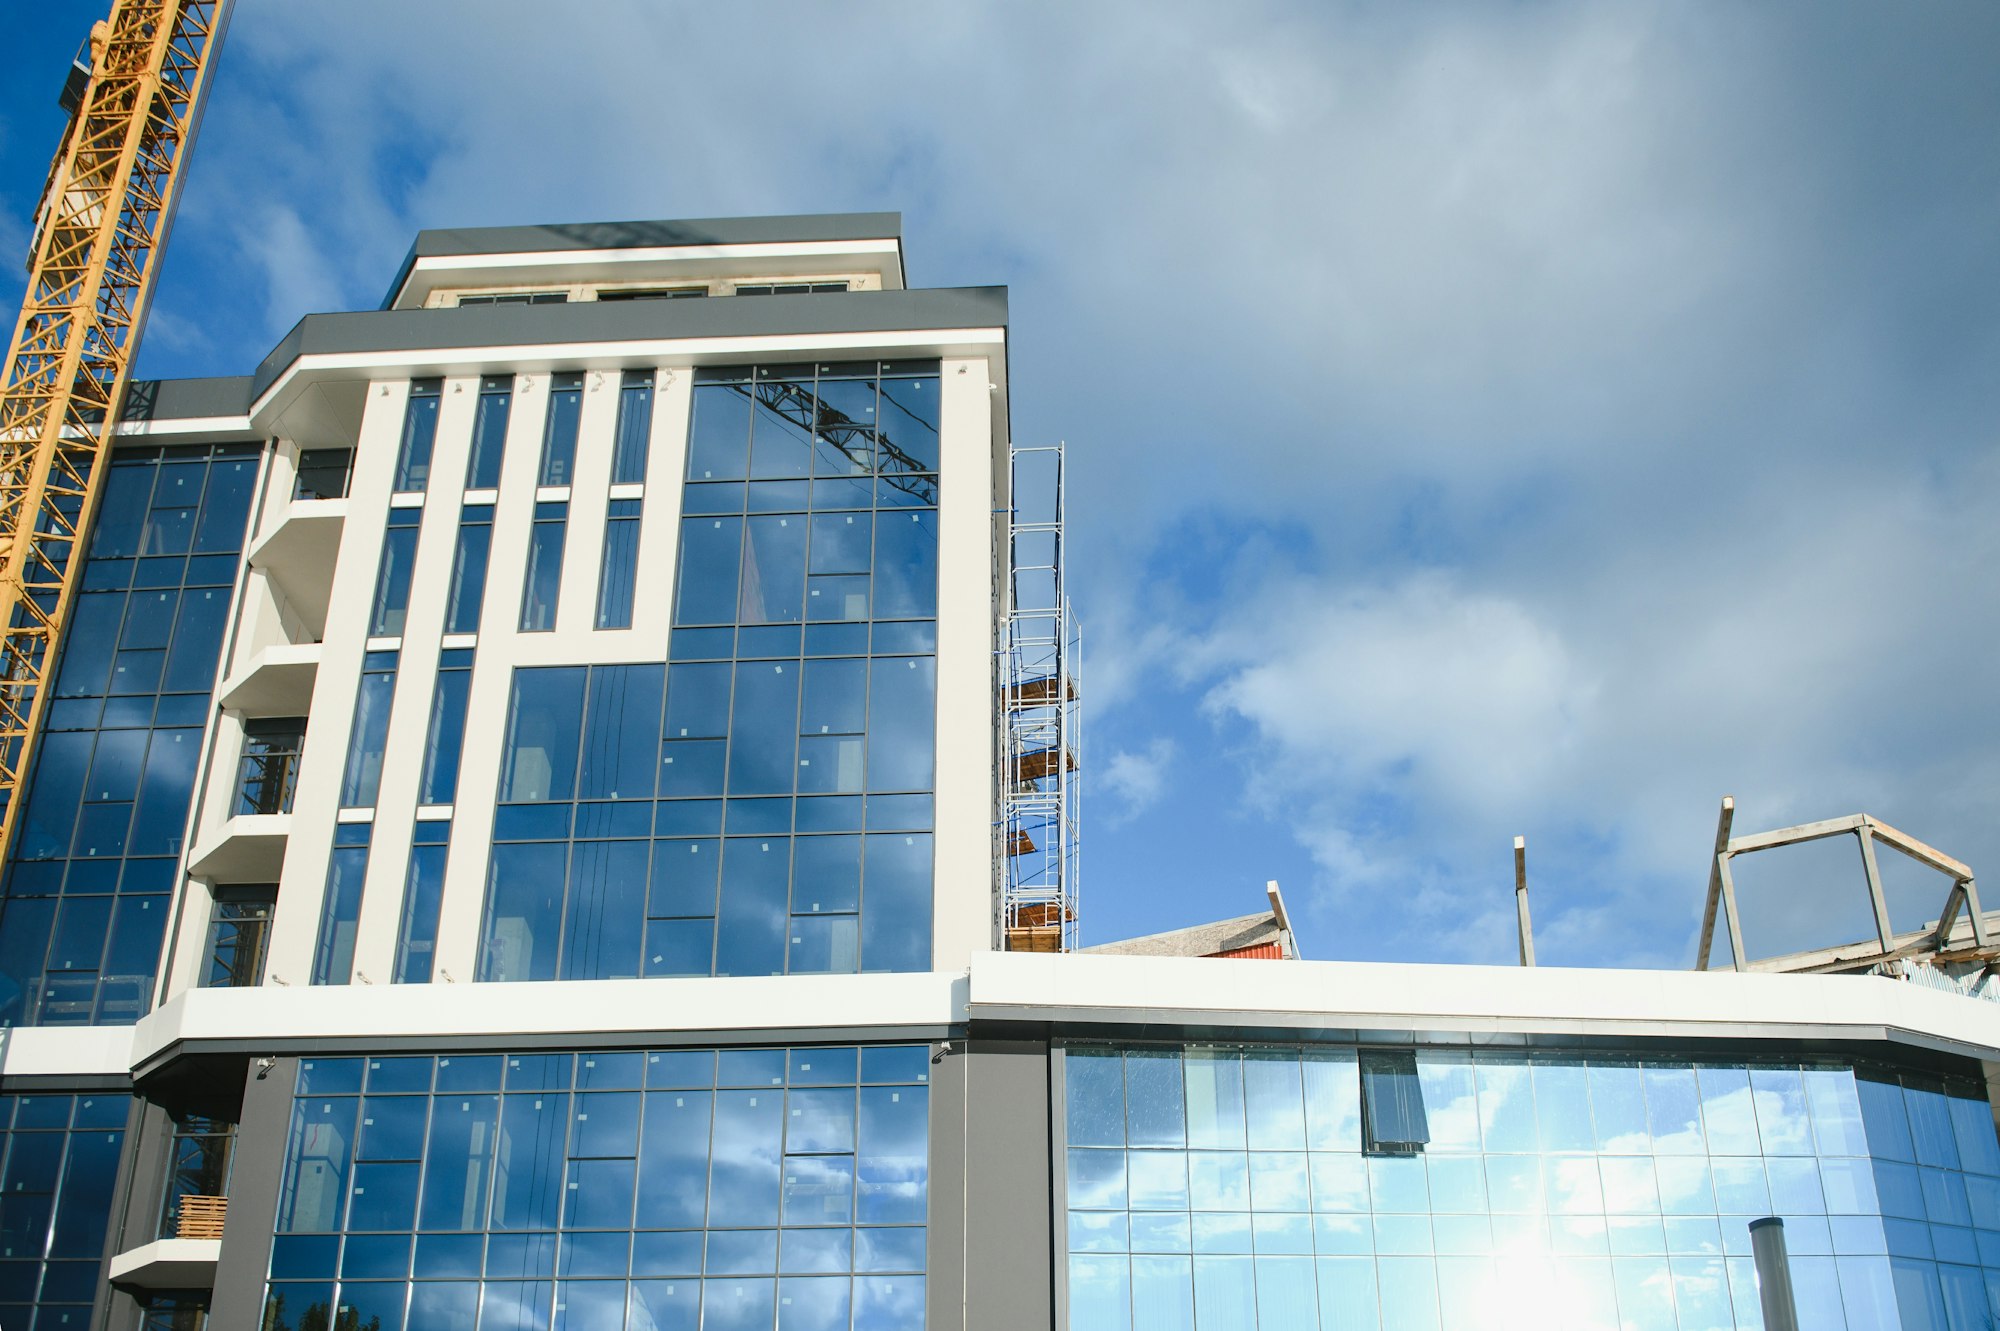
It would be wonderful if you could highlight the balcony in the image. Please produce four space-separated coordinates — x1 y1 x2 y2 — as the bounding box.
216 641 321 716
187 814 290 881
249 452 350 642
107 1237 221 1290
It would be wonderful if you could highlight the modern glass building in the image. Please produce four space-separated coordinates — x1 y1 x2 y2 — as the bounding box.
0 213 1993 1330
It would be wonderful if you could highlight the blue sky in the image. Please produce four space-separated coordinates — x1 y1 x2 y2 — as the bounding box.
3 2 1997 968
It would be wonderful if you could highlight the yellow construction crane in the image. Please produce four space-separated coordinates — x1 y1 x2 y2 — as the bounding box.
0 0 231 860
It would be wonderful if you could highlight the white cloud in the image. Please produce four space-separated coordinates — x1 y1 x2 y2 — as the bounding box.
1202 573 1592 817
1100 738 1177 825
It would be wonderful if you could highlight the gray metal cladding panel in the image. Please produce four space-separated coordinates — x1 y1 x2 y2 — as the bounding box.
119 376 254 421
253 286 1009 398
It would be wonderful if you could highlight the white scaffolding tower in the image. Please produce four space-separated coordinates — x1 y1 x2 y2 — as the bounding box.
998 442 1081 951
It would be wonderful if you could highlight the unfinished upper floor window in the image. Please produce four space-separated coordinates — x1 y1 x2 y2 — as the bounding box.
733 281 849 296
597 287 707 301
454 291 568 307
293 447 353 501
391 379 441 493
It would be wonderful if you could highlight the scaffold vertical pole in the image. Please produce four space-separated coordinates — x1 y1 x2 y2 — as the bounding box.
998 441 1080 951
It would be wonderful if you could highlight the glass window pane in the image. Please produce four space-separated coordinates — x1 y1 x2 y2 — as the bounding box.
741 515 808 623
1243 1051 1306 1151
1126 1050 1185 1149
872 510 936 619
501 668 586 802
1185 1050 1246 1151
467 383 512 490
611 376 654 485
1067 1050 1125 1148
420 663 472 806
1644 1066 1706 1155
311 845 368 985
339 665 397 807
370 523 420 636
443 514 492 635
1533 1063 1592 1152
596 515 641 630
676 517 743 624
482 843 565 982
709 1089 783 1226
520 508 568 632
492 1092 568 1229
858 833 930 973
1477 1060 1537 1153
1698 1067 1761 1155
689 383 754 480
540 377 583 486
393 382 440 491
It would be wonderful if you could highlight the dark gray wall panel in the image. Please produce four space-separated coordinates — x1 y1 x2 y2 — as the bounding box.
207 1058 292 1327
931 1038 1053 1331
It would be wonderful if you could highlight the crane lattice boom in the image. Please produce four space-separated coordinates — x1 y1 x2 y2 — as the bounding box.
0 0 228 855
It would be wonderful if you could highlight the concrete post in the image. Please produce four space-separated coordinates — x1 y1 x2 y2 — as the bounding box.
1749 1217 1800 1331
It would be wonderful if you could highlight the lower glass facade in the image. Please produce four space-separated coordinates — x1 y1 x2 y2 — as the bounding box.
265 1046 929 1330
0 1091 131 1328
1063 1044 2000 1330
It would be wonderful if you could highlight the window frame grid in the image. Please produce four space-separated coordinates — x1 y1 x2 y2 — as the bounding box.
263 1047 929 1328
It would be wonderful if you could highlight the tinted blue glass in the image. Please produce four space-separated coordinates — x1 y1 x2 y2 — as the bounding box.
500 668 586 802
466 380 512 490
311 845 368 985
689 382 753 480
519 504 567 631
395 843 448 983
596 512 641 629
1 447 254 1026
561 840 647 980
611 373 654 484
370 519 421 635
393 381 442 491
443 507 493 635
482 843 564 981
578 665 662 801
709 1089 783 1225
420 658 473 805
859 834 930 972
866 658 934 791
340 658 398 807
716 839 788 976
540 374 584 486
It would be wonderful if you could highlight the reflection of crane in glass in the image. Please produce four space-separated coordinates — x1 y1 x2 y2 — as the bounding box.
723 378 938 504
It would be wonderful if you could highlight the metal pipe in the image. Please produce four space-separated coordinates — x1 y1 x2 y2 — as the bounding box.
1514 836 1536 966
1749 1217 1800 1331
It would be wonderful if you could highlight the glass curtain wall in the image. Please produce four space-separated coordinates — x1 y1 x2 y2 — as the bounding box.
0 1092 131 1328
1063 1045 2000 1331
263 1045 928 1331
475 361 942 982
0 443 257 1026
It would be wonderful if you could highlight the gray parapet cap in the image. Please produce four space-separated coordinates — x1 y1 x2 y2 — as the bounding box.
119 375 255 421
251 284 1006 403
